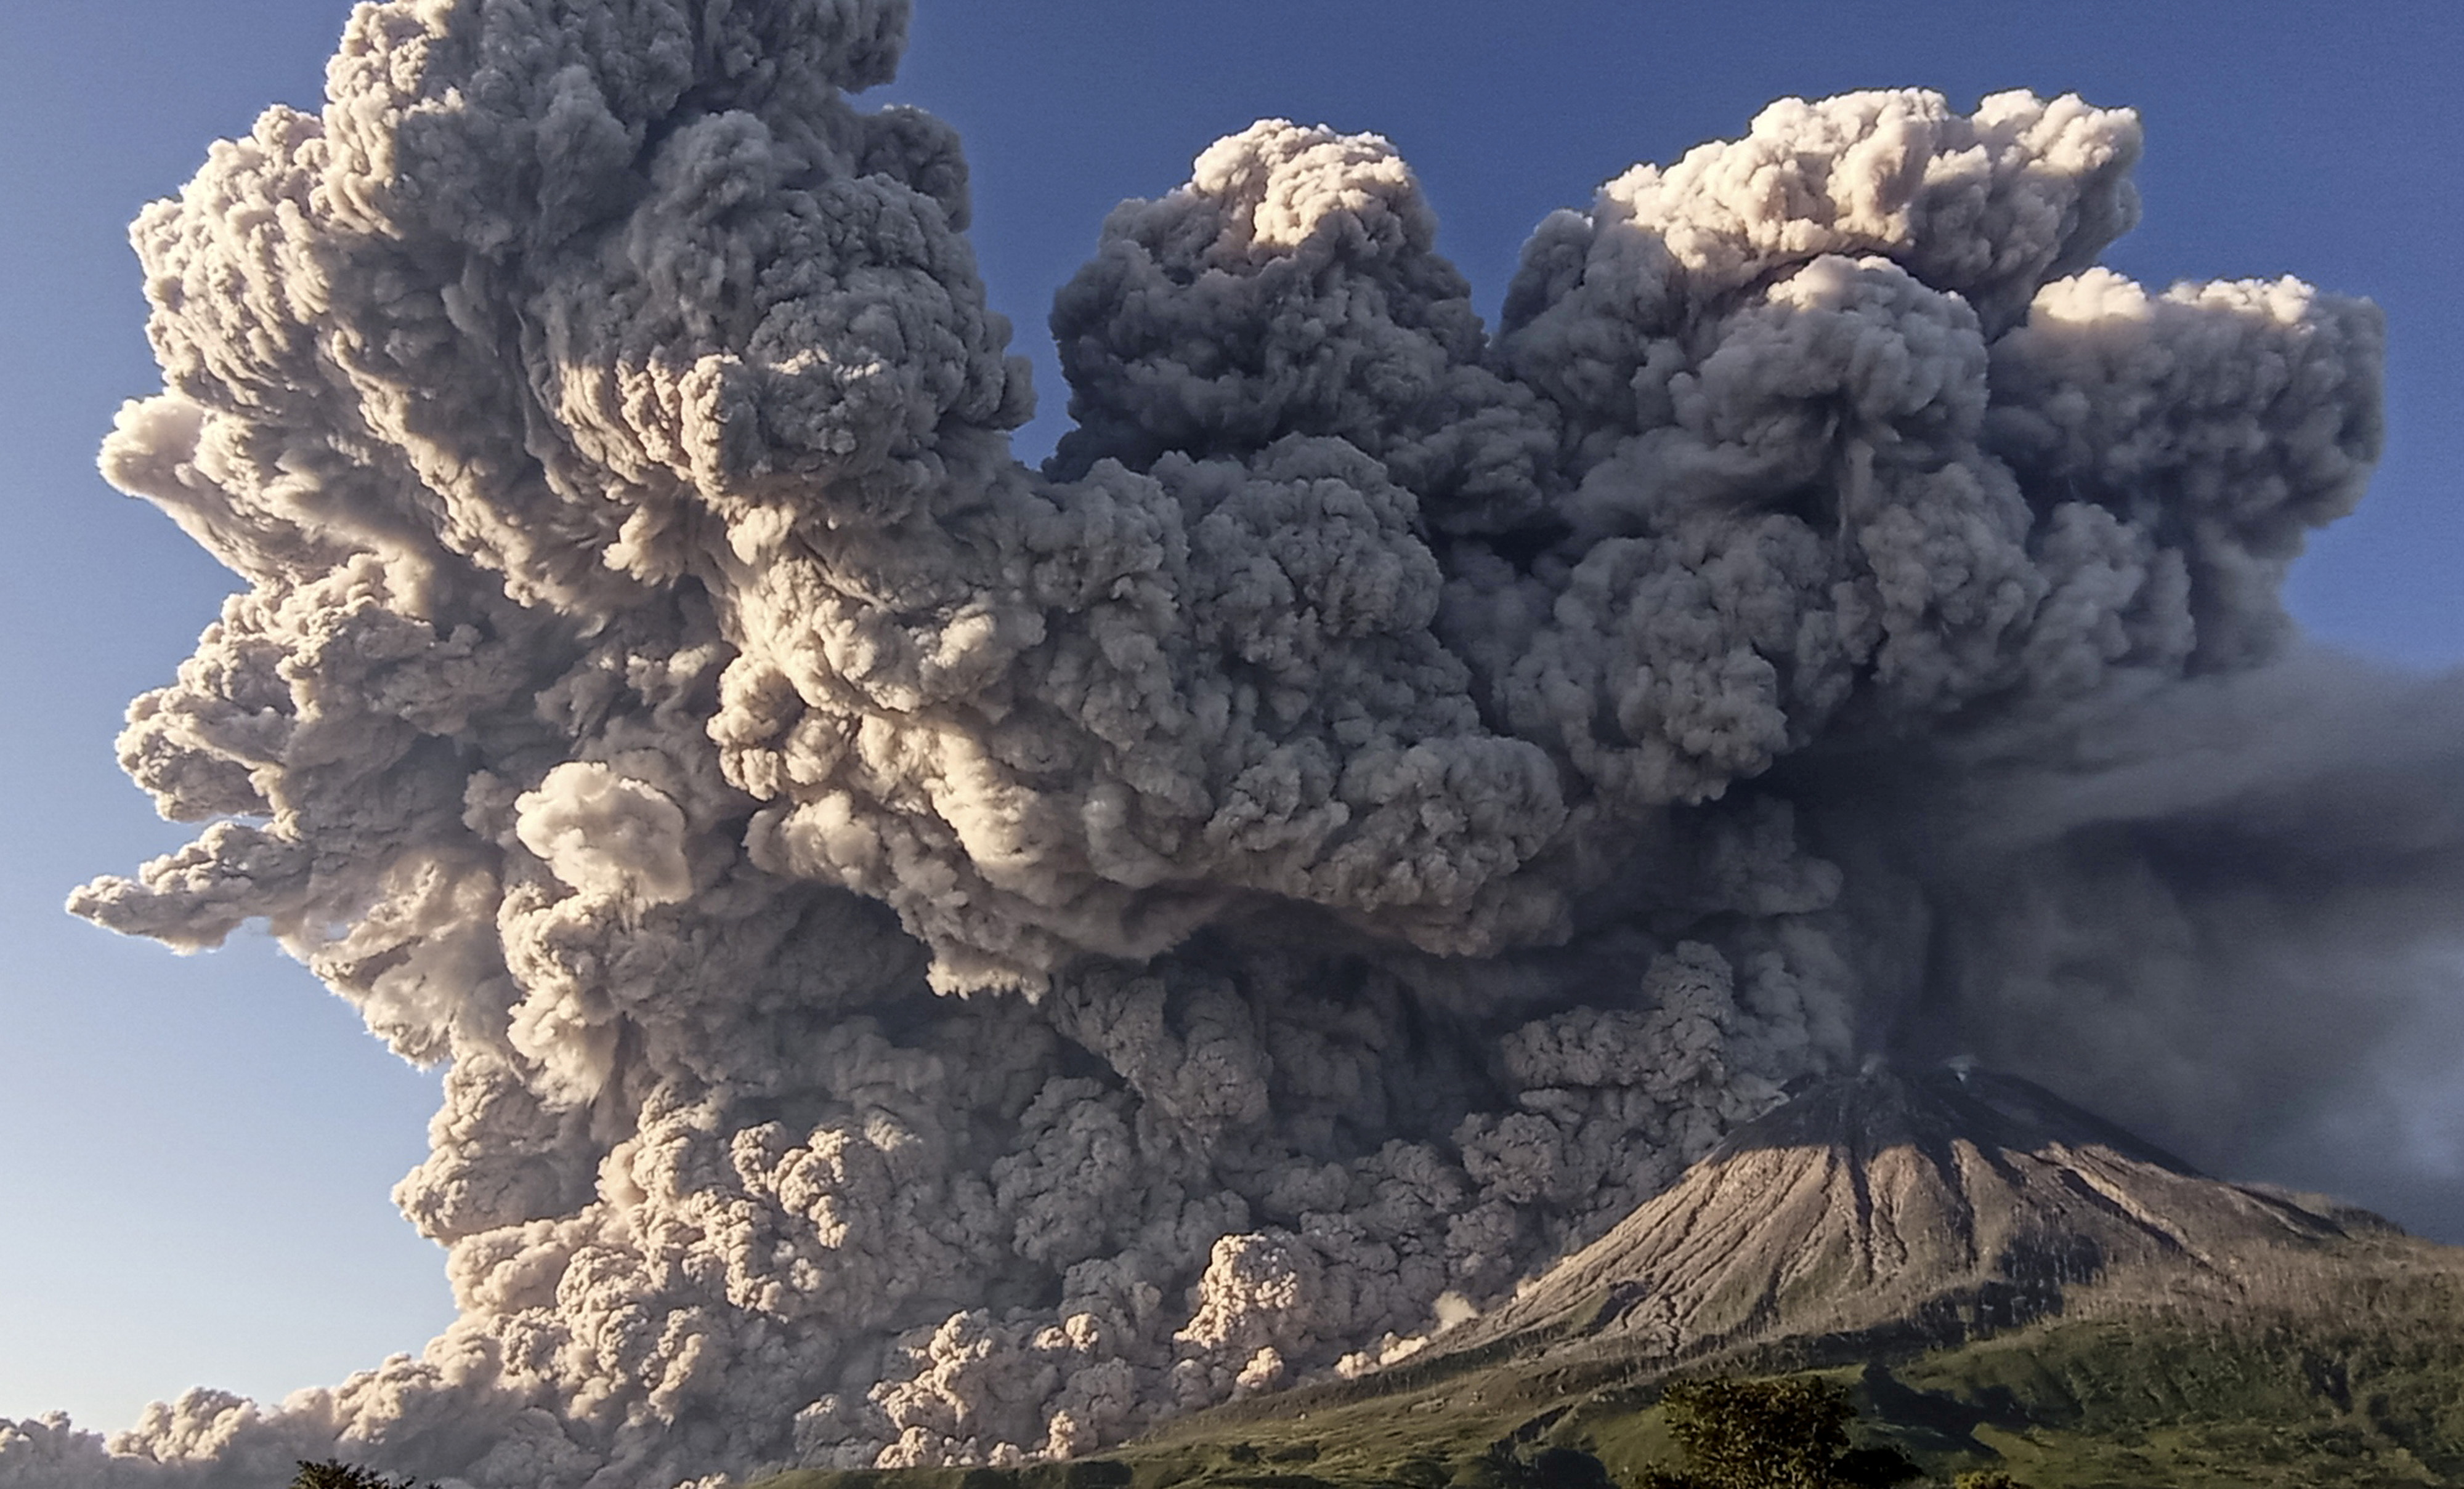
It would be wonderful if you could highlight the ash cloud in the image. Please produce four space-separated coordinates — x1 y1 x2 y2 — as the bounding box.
8 1 2454 1483
1861 650 2464 1232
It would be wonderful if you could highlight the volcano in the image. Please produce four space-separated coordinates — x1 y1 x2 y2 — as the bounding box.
1439 1062 2386 1368
744 1065 2464 1488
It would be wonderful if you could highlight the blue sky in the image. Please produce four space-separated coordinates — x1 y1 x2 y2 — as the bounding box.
1 0 2456 1434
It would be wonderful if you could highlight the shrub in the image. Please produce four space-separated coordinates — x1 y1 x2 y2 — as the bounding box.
290 1461 428 1489
1635 1376 1923 1489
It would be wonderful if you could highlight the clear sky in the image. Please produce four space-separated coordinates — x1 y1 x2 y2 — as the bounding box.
2 0 2457 1435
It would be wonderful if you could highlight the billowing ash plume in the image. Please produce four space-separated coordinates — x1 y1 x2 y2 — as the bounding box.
9 0 2456 1483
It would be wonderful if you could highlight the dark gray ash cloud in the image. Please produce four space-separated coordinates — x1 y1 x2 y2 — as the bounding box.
7 1 2454 1484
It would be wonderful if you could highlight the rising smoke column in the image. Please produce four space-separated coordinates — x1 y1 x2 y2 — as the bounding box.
7 0 2447 1484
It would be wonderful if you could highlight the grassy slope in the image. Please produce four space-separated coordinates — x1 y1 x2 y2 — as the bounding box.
749 1237 2464 1489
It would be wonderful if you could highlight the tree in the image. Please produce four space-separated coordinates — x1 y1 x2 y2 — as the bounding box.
290 1462 429 1489
1635 1376 1923 1489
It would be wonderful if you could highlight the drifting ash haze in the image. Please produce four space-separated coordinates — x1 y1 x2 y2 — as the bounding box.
7 0 2460 1483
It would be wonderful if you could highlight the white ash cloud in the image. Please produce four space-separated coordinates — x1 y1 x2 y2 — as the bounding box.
12 1 2450 1484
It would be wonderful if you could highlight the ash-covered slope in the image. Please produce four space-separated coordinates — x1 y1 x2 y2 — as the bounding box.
1443 1063 2377 1365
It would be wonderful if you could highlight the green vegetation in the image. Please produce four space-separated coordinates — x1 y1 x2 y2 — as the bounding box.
750 1371 1931 1489
1875 1309 2464 1487
1634 1377 1919 1488
289 1464 430 1489
747 1259 2464 1489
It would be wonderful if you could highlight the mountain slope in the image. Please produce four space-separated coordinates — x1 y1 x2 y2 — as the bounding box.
749 1065 2464 1489
1441 1062 2372 1366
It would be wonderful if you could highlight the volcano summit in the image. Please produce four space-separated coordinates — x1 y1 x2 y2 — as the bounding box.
1439 1063 2398 1368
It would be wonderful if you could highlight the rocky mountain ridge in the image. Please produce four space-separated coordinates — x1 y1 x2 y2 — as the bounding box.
1433 1061 2386 1366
